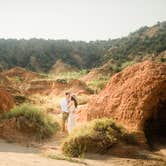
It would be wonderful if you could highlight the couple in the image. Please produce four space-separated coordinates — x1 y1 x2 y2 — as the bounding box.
60 92 78 133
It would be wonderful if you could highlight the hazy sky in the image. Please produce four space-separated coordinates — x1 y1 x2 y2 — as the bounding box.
0 0 166 41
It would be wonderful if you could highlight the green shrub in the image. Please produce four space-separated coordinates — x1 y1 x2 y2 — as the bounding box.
8 76 22 83
62 118 137 157
55 70 88 81
0 104 60 140
160 57 166 62
56 79 68 84
87 78 108 93
121 132 138 145
77 95 89 105
112 66 122 73
121 61 136 70
85 87 95 94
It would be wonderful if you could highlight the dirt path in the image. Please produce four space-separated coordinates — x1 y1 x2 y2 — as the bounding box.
39 132 166 166
0 139 83 166
1 136 166 166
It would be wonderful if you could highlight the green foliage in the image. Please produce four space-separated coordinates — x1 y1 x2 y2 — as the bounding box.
12 76 22 83
88 79 106 91
62 118 137 157
0 39 104 72
112 66 122 73
104 21 166 65
121 132 138 145
87 75 109 93
56 79 68 84
160 57 166 62
121 61 136 70
0 22 166 72
55 70 87 81
0 104 60 140
77 95 90 105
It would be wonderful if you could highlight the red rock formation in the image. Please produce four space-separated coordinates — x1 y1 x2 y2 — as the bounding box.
26 79 91 96
1 67 45 83
0 74 11 85
83 61 166 133
0 88 15 113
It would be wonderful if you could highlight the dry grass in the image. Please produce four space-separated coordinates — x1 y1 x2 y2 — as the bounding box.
54 70 88 81
29 94 62 113
77 94 91 105
0 104 60 140
62 118 137 157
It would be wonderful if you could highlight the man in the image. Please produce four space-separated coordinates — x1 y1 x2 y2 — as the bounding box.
60 92 71 132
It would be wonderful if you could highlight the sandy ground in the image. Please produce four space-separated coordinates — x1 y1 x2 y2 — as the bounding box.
1 112 166 166
0 138 166 166
0 139 83 166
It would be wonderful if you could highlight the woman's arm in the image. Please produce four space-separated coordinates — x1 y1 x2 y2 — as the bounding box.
67 101 72 108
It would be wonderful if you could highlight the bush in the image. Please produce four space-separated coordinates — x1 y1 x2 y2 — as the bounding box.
112 66 122 73
77 95 90 105
62 118 137 157
121 132 138 145
55 70 88 81
87 78 108 93
0 104 60 140
121 61 136 70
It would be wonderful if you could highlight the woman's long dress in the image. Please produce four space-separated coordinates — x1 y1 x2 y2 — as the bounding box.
67 104 76 133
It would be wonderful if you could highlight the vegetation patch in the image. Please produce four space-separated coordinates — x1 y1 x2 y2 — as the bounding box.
0 104 60 140
121 61 136 70
112 61 136 73
8 76 22 83
87 75 109 93
55 70 88 81
77 94 91 105
62 118 137 157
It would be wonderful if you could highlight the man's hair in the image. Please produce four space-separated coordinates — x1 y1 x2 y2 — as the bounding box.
65 92 71 96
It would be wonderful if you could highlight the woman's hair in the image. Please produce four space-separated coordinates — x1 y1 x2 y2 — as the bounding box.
71 96 78 108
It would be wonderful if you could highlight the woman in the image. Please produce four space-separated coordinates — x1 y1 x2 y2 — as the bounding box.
67 95 78 133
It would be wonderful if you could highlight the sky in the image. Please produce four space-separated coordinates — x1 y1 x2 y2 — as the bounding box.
0 0 166 41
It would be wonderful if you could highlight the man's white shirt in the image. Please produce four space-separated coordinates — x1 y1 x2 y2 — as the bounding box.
60 98 69 113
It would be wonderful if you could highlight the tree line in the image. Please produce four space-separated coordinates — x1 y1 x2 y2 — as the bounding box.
0 21 166 72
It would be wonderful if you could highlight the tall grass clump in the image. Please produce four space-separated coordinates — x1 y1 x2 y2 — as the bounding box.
121 61 136 70
62 118 137 157
55 70 88 81
87 75 109 93
0 104 60 140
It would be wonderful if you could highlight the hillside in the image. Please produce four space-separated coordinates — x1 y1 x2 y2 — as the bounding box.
49 59 78 75
0 21 166 73
103 21 166 67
